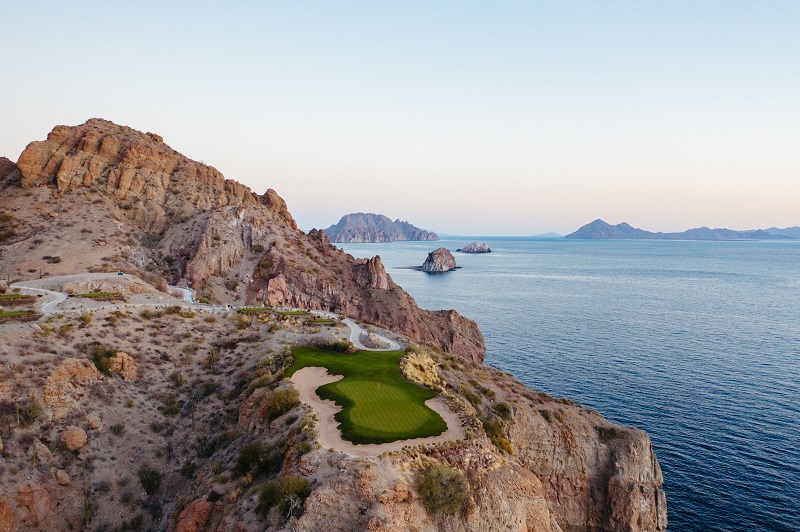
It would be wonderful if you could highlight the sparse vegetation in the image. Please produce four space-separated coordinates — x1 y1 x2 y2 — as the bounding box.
138 467 161 495
110 423 125 436
161 394 181 416
597 425 626 443
91 344 117 376
416 462 468 516
481 417 513 454
264 388 300 422
257 476 311 518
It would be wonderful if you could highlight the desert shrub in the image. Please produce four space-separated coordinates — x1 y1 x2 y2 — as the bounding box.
265 388 300 422
224 279 239 291
139 308 163 319
234 440 286 477
198 381 218 398
597 426 626 443
204 349 219 366
91 344 117 376
203 315 217 323
554 410 565 423
257 476 311 518
234 442 264 476
42 255 61 264
118 514 144 532
457 385 482 408
110 423 125 436
138 467 161 495
416 462 468 516
314 340 354 353
16 398 44 427
180 461 198 479
180 310 196 318
165 305 182 315
196 433 230 458
539 409 553 423
251 243 265 253
169 371 185 387
80 311 93 324
297 441 312 455
161 394 180 416
481 417 513 454
492 402 512 420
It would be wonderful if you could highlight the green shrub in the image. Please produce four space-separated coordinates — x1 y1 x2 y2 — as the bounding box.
234 441 264 476
196 433 230 458
297 441 312 455
180 461 198 479
91 344 116 376
161 394 180 416
597 426 626 443
252 243 265 253
457 385 481 408
492 402 512 420
169 371 185 387
539 409 553 423
138 468 161 495
416 462 468 516
482 417 513 454
257 476 311 518
266 388 300 422
554 410 565 423
110 423 125 436
17 398 44 427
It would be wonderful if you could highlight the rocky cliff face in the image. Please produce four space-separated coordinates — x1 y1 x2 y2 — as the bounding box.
323 212 438 243
420 247 457 272
2 119 482 361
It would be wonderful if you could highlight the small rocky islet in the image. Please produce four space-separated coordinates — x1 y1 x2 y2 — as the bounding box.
456 242 491 253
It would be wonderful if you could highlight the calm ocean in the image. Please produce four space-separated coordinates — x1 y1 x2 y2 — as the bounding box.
338 238 800 532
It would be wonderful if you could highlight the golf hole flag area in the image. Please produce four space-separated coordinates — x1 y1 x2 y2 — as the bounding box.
287 347 447 444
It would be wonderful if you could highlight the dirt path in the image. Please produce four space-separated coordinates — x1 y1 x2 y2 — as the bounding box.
290 366 465 457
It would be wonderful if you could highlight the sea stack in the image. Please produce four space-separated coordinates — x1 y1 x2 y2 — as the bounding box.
457 242 491 253
420 247 457 272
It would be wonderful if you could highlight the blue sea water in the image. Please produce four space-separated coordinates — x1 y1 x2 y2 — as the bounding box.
337 238 800 532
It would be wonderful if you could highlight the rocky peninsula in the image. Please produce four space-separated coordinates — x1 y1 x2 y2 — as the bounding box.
0 119 666 531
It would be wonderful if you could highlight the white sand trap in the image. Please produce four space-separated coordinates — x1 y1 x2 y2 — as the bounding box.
290 366 465 457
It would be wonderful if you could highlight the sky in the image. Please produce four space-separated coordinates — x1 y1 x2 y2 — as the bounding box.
1 1 798 235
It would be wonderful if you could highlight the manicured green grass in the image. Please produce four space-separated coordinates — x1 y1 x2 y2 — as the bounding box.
0 294 32 300
287 347 447 444
72 292 123 298
238 307 272 314
0 310 37 320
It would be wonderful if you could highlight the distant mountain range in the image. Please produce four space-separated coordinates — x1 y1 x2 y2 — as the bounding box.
566 219 800 240
323 213 438 243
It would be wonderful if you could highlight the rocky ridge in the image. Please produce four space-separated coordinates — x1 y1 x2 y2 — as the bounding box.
323 213 438 243
567 219 797 240
0 119 665 531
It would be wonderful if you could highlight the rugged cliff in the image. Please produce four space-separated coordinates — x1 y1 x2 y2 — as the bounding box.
0 119 665 531
323 213 438 243
2 119 482 360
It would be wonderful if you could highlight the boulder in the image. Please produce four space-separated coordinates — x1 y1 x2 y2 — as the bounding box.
85 414 101 430
55 470 70 486
109 352 137 380
419 247 457 272
60 426 87 451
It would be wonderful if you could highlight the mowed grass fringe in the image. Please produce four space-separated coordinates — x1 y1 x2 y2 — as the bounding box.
287 347 447 444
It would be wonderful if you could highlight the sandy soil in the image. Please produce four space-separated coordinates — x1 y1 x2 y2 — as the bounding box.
290 366 465 457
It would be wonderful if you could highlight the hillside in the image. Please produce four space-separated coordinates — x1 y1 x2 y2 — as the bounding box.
566 219 797 240
0 119 665 531
323 213 438 243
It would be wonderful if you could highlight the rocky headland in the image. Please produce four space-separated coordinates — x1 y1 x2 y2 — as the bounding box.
323 213 438 243
0 119 666 531
417 247 457 273
456 242 491 253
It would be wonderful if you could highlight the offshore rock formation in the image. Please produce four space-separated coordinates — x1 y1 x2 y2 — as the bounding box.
324 212 438 243
419 247 457 272
457 242 491 253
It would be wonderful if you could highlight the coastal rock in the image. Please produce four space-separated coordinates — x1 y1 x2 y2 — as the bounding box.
60 426 87 451
420 247 457 272
457 242 491 253
324 213 438 243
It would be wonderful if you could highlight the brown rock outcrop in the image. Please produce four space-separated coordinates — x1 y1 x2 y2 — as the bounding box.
109 352 137 380
0 157 21 187
60 426 87 451
174 498 214 532
55 470 70 486
0 496 15 532
420 247 457 272
14 119 297 232
43 358 100 413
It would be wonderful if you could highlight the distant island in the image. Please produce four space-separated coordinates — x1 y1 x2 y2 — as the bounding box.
323 213 438 243
457 242 492 253
566 219 799 241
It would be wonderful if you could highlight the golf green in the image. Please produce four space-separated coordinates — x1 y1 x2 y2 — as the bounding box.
287 346 447 444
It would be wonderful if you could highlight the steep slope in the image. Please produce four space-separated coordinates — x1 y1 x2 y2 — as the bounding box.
323 213 438 243
1 119 483 361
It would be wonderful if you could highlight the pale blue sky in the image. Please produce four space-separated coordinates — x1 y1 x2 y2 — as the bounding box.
2 2 798 235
